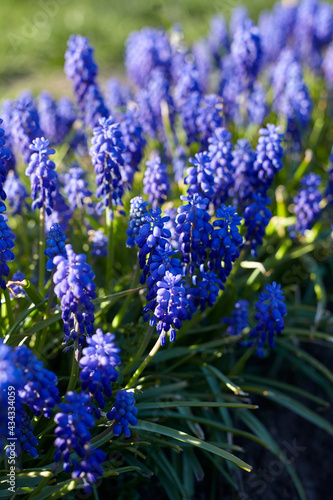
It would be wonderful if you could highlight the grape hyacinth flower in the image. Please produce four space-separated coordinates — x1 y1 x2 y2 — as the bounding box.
231 20 262 89
175 195 212 274
180 91 201 145
56 97 76 143
135 208 171 285
172 145 187 183
230 139 255 206
143 155 170 209
37 91 59 145
90 229 108 258
208 127 234 205
196 94 224 149
246 82 267 125
45 223 67 272
253 124 284 193
0 212 15 290
107 390 138 438
54 391 106 495
62 165 93 212
53 244 96 344
125 27 172 88
144 271 190 344
244 193 272 256
0 118 12 211
90 116 125 216
174 62 201 109
290 173 322 238
64 35 108 128
188 265 223 311
245 282 287 357
208 205 243 284
126 196 148 248
3 171 29 215
25 138 58 215
119 109 146 189
146 242 183 298
192 39 211 94
184 152 215 200
46 188 73 233
1 100 16 172
223 300 249 336
10 94 42 164
325 147 333 205
105 78 132 112
79 329 121 410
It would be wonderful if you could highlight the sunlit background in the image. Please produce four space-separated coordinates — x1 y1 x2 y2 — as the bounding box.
0 0 278 98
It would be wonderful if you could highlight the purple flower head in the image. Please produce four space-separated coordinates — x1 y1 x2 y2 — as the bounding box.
146 242 183 296
119 109 146 189
56 97 76 143
90 116 125 216
105 78 133 112
208 205 243 284
223 300 249 336
188 264 223 311
230 139 256 206
208 127 234 205
53 244 96 345
135 208 171 284
246 82 267 126
175 194 212 274
45 188 73 233
290 173 322 238
64 34 108 127
54 391 106 494
180 91 201 145
0 118 12 210
145 271 190 344
79 329 121 409
172 145 187 183
45 223 67 272
253 124 284 192
184 152 214 200
107 390 138 437
4 171 29 215
143 155 170 209
244 193 272 256
230 6 249 37
25 137 58 215
38 91 59 145
0 213 15 290
196 94 224 149
10 94 42 164
246 282 287 357
174 62 201 109
219 55 243 123
126 196 148 248
325 147 333 205
125 27 172 88
192 39 211 93
231 20 262 89
1 100 16 171
62 164 93 212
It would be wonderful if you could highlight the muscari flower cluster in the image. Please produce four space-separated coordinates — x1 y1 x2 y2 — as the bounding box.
45 223 67 271
3 171 29 216
242 282 287 357
25 137 58 215
10 93 42 164
90 116 125 216
107 390 138 438
53 244 96 345
290 173 322 238
62 165 93 213
126 196 148 248
90 229 108 258
223 300 249 336
143 155 170 209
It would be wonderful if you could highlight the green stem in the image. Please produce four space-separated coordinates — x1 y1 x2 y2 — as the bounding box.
4 288 14 328
39 206 46 295
111 253 140 328
106 201 114 291
122 324 155 376
66 329 80 393
125 334 161 389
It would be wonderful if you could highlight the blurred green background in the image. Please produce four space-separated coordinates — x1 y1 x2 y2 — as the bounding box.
0 0 277 98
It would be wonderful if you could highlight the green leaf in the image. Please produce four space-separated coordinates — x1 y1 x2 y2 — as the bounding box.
136 401 258 410
135 420 252 472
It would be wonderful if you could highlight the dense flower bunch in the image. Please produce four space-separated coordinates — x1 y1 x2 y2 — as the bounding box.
243 194 272 256
64 35 108 127
253 124 284 193
79 329 121 410
231 19 262 89
184 152 215 200
126 196 148 247
208 127 234 205
188 266 223 310
175 195 212 274
62 165 93 212
54 391 106 494
107 390 138 437
244 282 287 357
119 109 146 188
45 223 67 271
0 119 11 211
105 78 132 112
143 155 170 209
90 117 125 215
290 173 322 238
10 93 42 164
53 244 96 344
230 139 255 205
3 171 29 215
0 342 59 458
208 205 243 284
196 94 224 148
25 138 58 215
